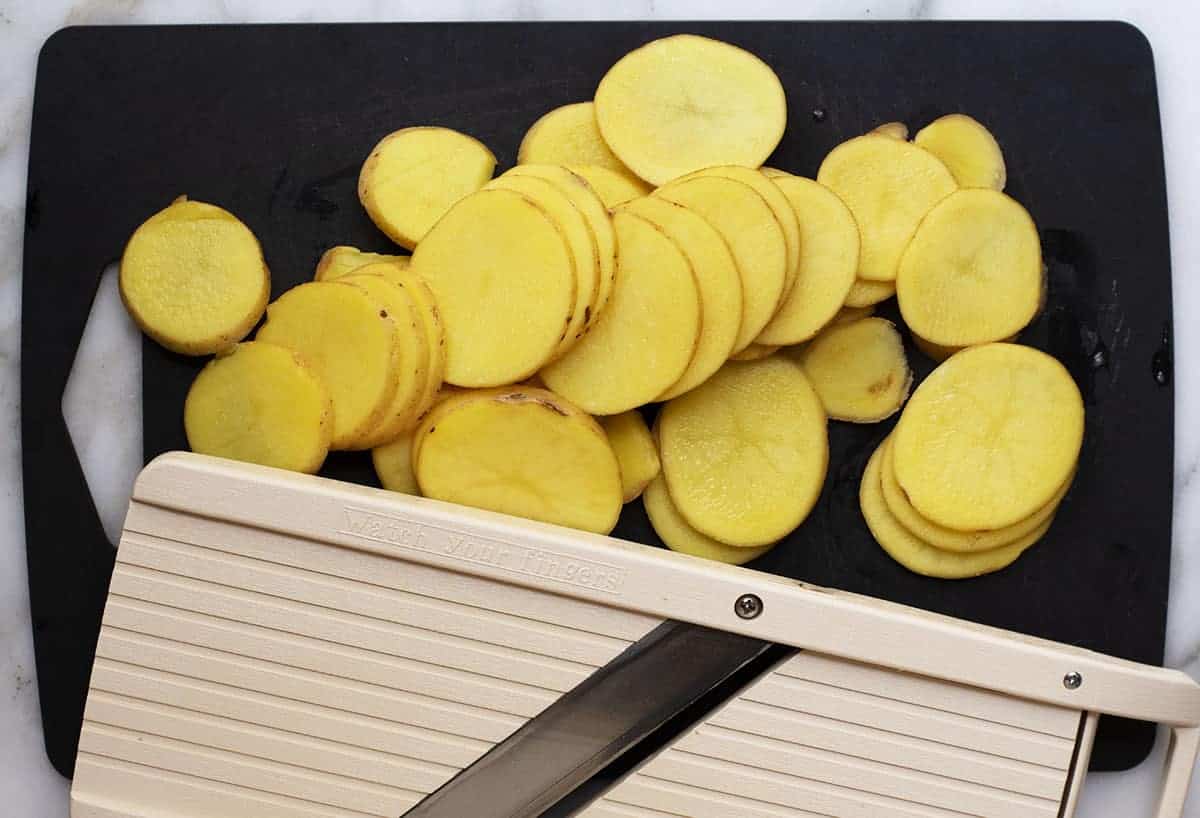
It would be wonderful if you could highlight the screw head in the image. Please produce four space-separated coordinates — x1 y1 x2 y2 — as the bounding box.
735 594 763 620
1063 672 1083 690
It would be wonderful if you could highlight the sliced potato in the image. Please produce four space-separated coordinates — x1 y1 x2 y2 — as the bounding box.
410 387 501 472
730 343 780 361
893 343 1084 531
656 175 787 351
799 317 911 423
315 246 409 282
844 278 896 308
415 388 622 533
658 357 828 547
871 121 909 140
411 189 576 387
120 197 269 355
914 114 1006 190
600 410 661 502
831 305 876 325
681 166 802 301
880 437 1070 553
339 274 429 447
184 342 331 473
358 126 496 249
541 212 701 414
756 176 860 345
860 444 1050 579
256 281 400 449
644 476 773 565
595 34 787 185
617 196 742 399
372 433 419 494
487 173 598 349
897 189 1042 347
568 164 652 208
817 134 957 281
518 102 636 177
508 164 617 317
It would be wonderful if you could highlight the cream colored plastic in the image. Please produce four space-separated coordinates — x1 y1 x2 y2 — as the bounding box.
71 452 1200 818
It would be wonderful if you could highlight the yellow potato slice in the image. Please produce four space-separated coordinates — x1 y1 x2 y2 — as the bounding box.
487 173 599 349
568 164 651 208
314 246 409 282
860 444 1051 579
730 343 780 361
518 102 637 178
257 281 400 449
681 166 802 301
617 196 742 399
831 305 876 325
599 410 661 502
799 317 911 423
410 386 507 473
871 121 909 140
358 126 496 249
595 34 787 185
507 164 617 317
338 274 429 447
120 197 269 355
844 278 896 308
897 189 1043 347
541 212 701 415
372 433 419 494
644 477 773 565
184 342 332 474
415 388 622 534
658 357 828 547
411 189 576 387
914 114 1007 190
656 175 787 351
893 343 1084 531
756 176 860 345
817 134 957 281
880 437 1071 553
362 264 447 418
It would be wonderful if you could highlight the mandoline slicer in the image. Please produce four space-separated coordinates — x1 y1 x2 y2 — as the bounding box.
70 452 1200 818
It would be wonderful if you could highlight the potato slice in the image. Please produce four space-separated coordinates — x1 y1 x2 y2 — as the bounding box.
518 102 638 178
914 114 1007 190
257 281 400 449
568 164 651 208
541 212 701 414
184 342 331 473
315 246 409 282
860 444 1050 579
362 264 446 417
897 189 1042 347
799 317 911 423
756 176 860 345
507 164 616 317
817 134 957 281
730 343 780 361
338 274 429 447
595 34 787 185
644 477 773 565
487 173 599 349
893 343 1084 531
600 410 661 502
372 433 419 494
120 197 269 355
871 121 909 140
656 175 787 351
844 278 895 308
411 189 576 387
659 357 828 547
617 196 742 399
880 437 1070 553
681 166 802 301
415 388 622 534
831 305 875 325
358 126 496 249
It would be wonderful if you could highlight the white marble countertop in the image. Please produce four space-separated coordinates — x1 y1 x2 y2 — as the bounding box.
1 1 1198 816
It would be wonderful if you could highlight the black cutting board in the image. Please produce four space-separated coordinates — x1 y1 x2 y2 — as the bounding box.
22 21 1173 778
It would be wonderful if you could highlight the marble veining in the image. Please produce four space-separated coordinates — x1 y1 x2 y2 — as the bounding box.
0 0 1197 815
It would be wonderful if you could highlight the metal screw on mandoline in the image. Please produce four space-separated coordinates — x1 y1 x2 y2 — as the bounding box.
735 594 763 620
1063 672 1083 690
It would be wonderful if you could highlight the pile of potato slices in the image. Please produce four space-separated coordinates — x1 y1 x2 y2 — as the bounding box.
118 33 1078 579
